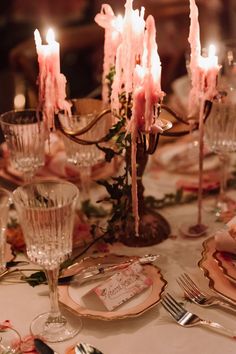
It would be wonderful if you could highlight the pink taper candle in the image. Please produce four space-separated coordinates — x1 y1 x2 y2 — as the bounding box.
95 5 123 105
143 15 164 132
111 0 145 115
188 0 221 228
34 28 71 132
188 0 202 118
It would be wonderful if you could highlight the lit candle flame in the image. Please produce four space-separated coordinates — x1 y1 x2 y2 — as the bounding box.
34 29 42 47
208 44 216 58
46 28 55 44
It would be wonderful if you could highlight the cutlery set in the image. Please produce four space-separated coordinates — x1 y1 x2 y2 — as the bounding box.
162 273 236 338
34 339 104 354
162 293 236 338
177 272 236 312
3 253 236 343
59 254 160 284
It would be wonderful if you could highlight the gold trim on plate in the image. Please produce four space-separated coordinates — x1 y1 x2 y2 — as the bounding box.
213 250 236 285
198 236 236 305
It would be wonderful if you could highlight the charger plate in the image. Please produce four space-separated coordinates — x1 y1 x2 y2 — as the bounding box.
58 254 167 320
213 250 236 285
198 237 236 304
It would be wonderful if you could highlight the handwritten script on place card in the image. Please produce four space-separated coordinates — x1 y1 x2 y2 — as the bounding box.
84 262 153 311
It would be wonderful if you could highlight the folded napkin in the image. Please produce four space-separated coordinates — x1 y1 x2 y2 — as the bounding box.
215 216 236 254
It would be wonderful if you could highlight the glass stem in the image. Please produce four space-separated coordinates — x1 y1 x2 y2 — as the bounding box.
218 153 230 201
79 166 91 202
23 171 34 184
45 267 61 320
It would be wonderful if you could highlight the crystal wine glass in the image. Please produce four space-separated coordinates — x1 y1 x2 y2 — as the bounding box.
204 97 236 217
0 109 46 182
12 180 81 342
59 99 106 201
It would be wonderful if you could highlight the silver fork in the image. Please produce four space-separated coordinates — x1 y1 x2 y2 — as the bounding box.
162 293 236 338
177 273 236 312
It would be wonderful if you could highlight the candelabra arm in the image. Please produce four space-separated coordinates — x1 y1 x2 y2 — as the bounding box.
55 108 112 145
58 108 111 136
161 100 212 137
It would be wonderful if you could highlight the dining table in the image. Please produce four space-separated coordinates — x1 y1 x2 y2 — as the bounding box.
1 134 236 354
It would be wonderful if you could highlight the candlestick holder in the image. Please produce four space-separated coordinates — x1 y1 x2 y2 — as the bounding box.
56 98 213 246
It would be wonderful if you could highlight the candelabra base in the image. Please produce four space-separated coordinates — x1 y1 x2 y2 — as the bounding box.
118 211 170 247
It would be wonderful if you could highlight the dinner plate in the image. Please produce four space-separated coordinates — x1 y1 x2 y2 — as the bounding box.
213 250 236 285
59 254 167 320
198 237 236 304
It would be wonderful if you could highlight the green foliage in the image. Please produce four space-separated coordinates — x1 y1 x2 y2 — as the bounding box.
105 65 116 102
81 200 108 218
22 271 46 287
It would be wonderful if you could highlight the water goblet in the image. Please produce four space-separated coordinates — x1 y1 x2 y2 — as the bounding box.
59 99 106 201
204 98 236 217
0 109 46 182
12 180 81 342
0 188 12 272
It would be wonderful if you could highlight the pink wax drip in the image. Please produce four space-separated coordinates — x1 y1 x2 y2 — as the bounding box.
188 0 221 227
111 0 145 115
143 15 164 132
97 1 164 236
34 29 71 132
188 0 220 116
188 0 201 117
95 4 122 105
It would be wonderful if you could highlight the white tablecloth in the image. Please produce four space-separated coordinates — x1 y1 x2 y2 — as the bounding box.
1 168 236 354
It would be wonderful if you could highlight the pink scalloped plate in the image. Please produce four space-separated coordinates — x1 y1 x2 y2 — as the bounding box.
213 250 236 285
198 237 236 304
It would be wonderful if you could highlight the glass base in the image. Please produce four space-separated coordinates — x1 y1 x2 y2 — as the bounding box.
179 222 208 238
30 312 82 343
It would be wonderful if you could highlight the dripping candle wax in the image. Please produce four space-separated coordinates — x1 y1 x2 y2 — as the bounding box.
94 6 123 104
188 0 220 229
34 28 71 132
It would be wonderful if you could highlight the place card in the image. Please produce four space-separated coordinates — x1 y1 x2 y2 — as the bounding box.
83 262 153 311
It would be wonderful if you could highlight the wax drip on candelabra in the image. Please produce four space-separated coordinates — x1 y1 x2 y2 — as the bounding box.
94 0 170 245
180 0 221 237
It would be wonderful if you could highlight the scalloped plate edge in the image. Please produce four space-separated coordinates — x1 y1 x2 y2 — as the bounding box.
198 236 236 305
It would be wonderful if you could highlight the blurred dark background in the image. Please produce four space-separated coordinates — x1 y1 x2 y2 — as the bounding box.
0 0 234 114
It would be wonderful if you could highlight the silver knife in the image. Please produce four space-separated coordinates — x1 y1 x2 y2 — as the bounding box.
60 254 159 284
34 339 58 354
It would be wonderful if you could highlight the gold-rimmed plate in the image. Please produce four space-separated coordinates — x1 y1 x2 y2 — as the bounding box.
58 254 167 320
213 250 236 284
198 237 236 304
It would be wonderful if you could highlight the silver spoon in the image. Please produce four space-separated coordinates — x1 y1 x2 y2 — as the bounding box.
75 342 103 354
